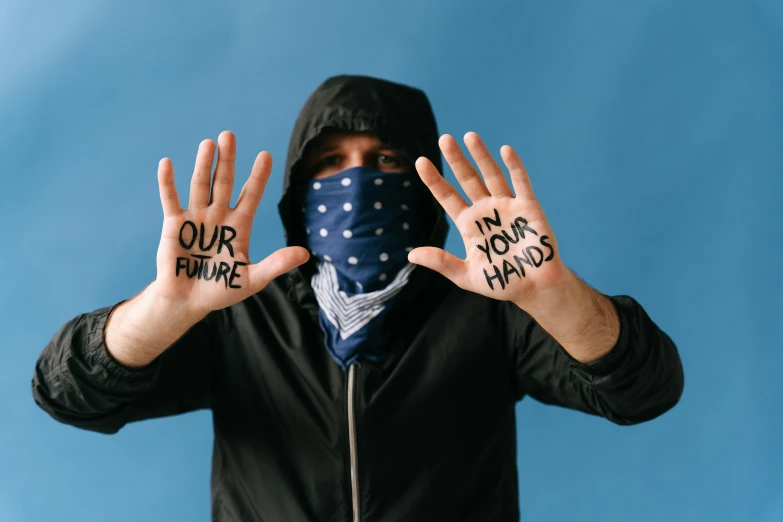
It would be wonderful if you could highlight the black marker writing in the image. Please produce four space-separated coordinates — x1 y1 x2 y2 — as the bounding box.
189 254 212 278
202 261 217 281
502 259 521 283
179 221 198 249
176 255 248 289
228 261 248 288
513 217 538 239
218 226 236 256
502 226 521 244
477 238 493 264
214 261 231 283
473 209 557 291
484 264 505 290
482 208 501 231
176 220 243 288
179 221 237 256
540 235 555 261
525 245 544 267
199 223 218 251
513 252 532 277
490 234 510 256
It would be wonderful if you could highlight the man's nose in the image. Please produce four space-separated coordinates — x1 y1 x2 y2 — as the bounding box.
344 153 372 170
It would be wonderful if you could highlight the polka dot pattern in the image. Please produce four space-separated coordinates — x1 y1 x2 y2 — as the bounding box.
300 169 422 294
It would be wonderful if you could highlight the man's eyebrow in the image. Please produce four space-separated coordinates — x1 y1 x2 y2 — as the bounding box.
305 144 339 161
310 143 334 153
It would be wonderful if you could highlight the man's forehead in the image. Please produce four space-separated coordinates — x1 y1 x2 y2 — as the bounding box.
308 130 385 153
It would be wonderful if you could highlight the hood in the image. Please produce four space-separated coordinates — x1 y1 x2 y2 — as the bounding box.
277 75 448 252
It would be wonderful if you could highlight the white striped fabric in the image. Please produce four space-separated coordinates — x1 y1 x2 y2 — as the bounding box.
312 260 416 340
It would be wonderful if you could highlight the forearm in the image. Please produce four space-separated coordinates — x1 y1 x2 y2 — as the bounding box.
105 281 206 369
516 268 620 363
33 292 215 433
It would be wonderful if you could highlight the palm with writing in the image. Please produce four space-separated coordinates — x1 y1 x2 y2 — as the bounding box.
408 132 570 310
154 131 309 316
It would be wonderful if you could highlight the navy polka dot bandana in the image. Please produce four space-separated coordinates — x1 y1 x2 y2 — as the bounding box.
299 166 425 369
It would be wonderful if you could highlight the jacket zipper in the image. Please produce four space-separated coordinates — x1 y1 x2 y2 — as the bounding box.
347 362 360 522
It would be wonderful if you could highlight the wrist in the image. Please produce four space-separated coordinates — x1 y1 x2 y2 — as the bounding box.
104 282 207 368
143 281 209 325
512 268 583 320
512 270 619 363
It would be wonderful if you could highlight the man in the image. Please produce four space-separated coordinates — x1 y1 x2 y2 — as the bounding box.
33 75 684 521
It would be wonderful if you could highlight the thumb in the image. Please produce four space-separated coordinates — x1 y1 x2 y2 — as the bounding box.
248 246 310 293
408 247 466 288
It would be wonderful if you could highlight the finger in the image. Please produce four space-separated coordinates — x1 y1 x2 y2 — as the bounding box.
415 157 469 223
500 145 537 201
463 132 513 198
439 134 490 203
157 158 182 217
189 139 216 209
408 247 468 289
235 151 273 219
247 246 310 293
210 131 236 207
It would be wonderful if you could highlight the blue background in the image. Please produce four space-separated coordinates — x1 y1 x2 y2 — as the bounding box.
1 1 781 520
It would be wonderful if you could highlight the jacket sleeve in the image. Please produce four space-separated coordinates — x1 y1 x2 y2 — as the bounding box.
32 300 217 434
502 294 684 425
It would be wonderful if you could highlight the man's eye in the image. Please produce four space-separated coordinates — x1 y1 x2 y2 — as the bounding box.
317 156 340 168
378 154 398 165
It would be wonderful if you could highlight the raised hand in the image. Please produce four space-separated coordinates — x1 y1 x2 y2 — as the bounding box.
408 132 569 310
154 131 310 316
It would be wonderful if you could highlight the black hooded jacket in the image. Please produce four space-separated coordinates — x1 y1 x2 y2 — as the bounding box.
32 75 684 521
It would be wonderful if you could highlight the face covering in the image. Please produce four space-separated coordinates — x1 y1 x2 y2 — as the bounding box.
299 166 426 369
